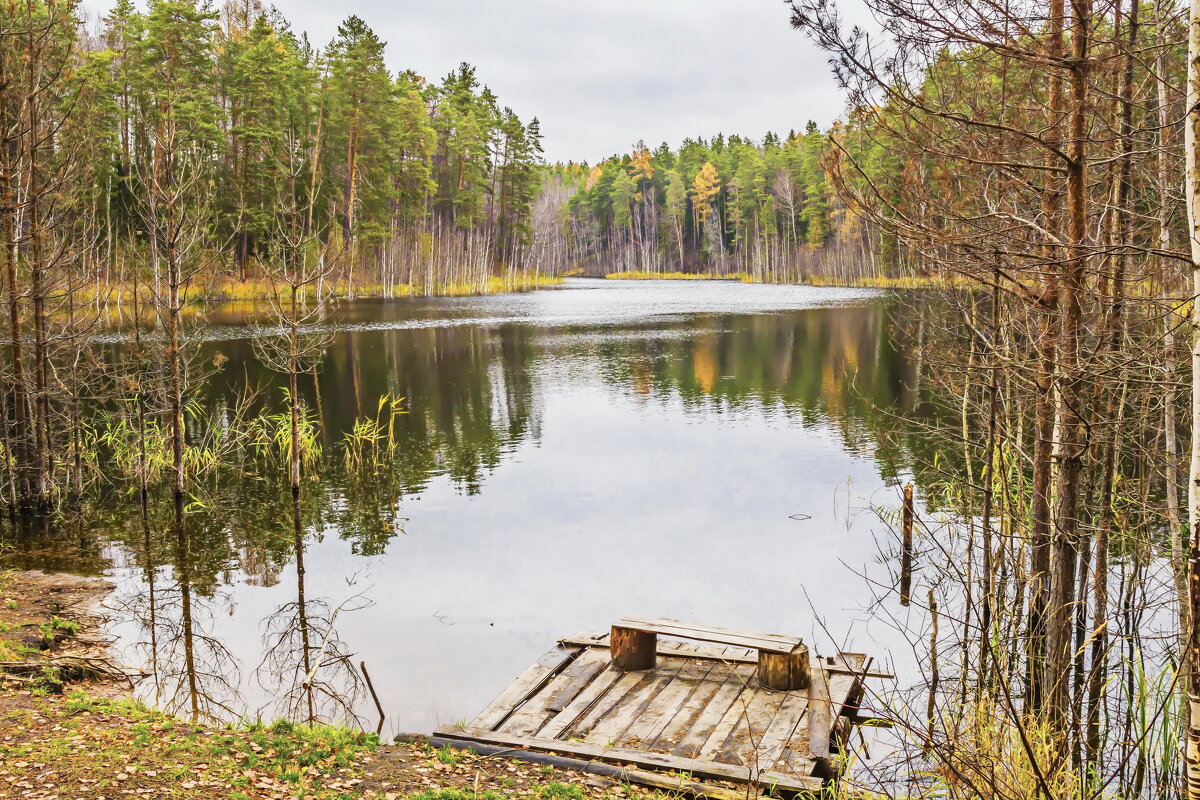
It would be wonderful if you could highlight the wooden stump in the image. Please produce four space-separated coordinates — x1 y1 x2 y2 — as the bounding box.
757 644 810 690
611 626 656 670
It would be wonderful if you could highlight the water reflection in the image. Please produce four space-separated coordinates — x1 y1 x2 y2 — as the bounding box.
1 280 939 731
257 490 364 725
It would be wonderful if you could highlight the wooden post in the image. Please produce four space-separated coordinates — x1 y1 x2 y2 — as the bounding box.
611 625 656 670
900 482 914 606
758 644 810 690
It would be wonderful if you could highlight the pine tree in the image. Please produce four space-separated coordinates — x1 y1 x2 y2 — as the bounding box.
323 16 398 250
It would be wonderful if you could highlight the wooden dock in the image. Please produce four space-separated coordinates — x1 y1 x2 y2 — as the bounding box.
431 617 883 798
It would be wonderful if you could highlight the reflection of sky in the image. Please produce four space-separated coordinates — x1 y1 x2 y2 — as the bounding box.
102 280 919 736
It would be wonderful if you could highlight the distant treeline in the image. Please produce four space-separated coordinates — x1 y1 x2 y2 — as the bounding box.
543 123 893 283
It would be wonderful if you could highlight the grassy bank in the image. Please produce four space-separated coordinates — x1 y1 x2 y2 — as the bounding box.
801 274 970 289
0 691 657 800
84 272 564 310
0 570 674 800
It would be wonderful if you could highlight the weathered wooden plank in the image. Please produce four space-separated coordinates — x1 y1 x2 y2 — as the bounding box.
585 657 687 745
538 658 624 740
617 617 803 649
672 665 756 759
807 660 832 759
828 675 860 724
560 634 755 664
706 687 788 766
470 646 578 731
649 661 739 752
615 616 802 652
615 659 716 747
827 653 868 717
774 735 816 778
561 631 608 646
558 635 892 678
434 725 824 793
504 649 611 736
756 690 810 773
545 649 612 713
568 666 656 738
403 732 751 800
827 652 893 679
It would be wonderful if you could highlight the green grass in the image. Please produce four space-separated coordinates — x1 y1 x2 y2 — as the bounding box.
403 791 505 800
4 693 379 798
434 744 461 766
538 783 586 800
3 691 674 800
38 616 81 639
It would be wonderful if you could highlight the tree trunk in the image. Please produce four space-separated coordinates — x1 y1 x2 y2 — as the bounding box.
1029 0 1066 716
1182 0 1200 790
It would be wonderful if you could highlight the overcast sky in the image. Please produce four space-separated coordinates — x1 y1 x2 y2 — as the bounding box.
79 0 851 164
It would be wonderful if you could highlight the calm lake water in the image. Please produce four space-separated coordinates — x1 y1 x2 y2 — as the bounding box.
4 278 936 735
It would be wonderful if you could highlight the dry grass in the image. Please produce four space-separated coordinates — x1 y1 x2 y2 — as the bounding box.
801 274 974 289
80 272 564 311
921 701 1096 799
602 271 751 281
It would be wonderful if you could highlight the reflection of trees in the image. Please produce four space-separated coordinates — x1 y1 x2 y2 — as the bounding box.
135 508 162 706
202 322 540 506
319 325 539 496
3 298 959 574
124 496 242 723
586 300 947 486
106 468 368 725
0 511 109 573
258 490 363 724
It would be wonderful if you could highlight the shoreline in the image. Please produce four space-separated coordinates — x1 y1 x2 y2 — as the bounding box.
0 570 684 799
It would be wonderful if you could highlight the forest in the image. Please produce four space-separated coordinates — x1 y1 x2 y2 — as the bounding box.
4 0 555 305
9 0 1200 799
549 125 894 284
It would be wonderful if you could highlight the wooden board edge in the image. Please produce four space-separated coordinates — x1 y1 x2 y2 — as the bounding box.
434 725 824 793
402 732 762 800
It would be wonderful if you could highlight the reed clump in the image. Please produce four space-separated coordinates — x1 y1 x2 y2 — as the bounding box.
922 702 1099 799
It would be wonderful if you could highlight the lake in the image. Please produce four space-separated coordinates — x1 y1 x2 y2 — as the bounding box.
2 278 934 735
